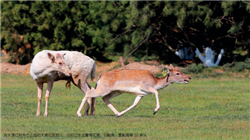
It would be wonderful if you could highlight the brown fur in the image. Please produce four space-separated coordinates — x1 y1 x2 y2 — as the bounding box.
76 64 191 117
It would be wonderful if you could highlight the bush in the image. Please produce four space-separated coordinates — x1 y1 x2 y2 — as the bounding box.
210 70 223 77
222 63 234 72
245 58 250 65
185 63 204 74
181 59 250 78
222 58 250 72
234 62 249 72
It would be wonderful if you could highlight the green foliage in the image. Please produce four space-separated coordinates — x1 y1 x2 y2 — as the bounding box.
222 58 250 72
234 62 249 72
245 58 250 65
1 1 100 63
1 1 250 64
180 58 250 78
182 63 204 74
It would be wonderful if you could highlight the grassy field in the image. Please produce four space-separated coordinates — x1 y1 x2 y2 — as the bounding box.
1 73 249 139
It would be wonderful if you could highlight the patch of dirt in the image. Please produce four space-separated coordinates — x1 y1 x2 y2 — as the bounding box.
1 61 167 76
1 62 31 74
120 62 164 74
95 61 120 74
214 69 225 74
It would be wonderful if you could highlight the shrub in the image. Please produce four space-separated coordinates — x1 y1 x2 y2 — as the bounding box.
210 71 223 77
185 63 204 74
222 63 233 72
234 62 249 72
222 58 250 72
245 58 250 67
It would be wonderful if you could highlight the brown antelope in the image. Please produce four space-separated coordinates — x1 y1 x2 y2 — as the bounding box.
76 64 191 117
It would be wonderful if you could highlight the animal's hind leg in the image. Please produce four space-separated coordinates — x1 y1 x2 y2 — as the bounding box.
77 96 88 117
36 83 43 116
116 96 143 117
90 98 96 116
102 92 123 116
76 87 99 117
83 98 92 116
83 98 96 116
72 73 93 116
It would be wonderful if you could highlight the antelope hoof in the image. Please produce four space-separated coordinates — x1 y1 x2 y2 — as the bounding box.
153 111 157 115
36 112 40 116
77 112 82 117
153 108 160 115
83 113 88 116
44 113 48 117
115 114 120 118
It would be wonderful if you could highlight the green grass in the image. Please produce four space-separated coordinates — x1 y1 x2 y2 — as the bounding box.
1 74 250 139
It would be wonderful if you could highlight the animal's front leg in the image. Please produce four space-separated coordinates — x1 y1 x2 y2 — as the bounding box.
36 83 43 116
148 87 160 115
44 81 54 116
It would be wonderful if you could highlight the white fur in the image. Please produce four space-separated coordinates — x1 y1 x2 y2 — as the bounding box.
30 50 95 82
30 50 96 116
113 87 150 96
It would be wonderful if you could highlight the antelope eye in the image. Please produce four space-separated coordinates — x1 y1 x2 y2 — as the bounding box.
176 73 180 75
59 62 63 66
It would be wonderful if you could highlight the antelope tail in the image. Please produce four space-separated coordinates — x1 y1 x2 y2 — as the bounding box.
91 63 96 81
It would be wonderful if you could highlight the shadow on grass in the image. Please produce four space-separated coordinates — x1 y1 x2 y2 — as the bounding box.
96 114 154 118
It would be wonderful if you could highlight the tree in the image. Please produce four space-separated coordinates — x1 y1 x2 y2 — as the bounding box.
1 1 249 64
2 1 95 63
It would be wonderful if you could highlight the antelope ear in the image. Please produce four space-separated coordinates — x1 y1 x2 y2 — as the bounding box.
47 53 55 62
167 68 171 75
163 67 171 76
62 53 66 58
169 64 174 69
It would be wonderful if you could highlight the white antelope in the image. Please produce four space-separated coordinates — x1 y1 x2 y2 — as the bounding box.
76 64 191 117
30 50 96 116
